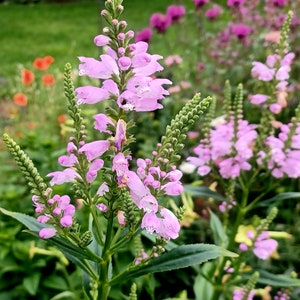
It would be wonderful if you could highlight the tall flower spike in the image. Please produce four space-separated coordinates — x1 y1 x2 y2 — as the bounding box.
2 134 47 197
64 63 86 146
278 11 293 56
257 207 278 234
243 272 259 300
153 94 211 169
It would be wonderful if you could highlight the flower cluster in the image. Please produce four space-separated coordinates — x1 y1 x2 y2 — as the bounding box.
33 193 75 239
250 52 295 114
239 230 278 260
32 1 183 241
187 117 257 179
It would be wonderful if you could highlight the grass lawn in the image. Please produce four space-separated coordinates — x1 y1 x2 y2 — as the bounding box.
0 0 176 79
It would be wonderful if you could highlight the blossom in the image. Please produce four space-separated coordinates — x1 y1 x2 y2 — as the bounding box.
253 232 278 260
13 93 28 106
78 55 119 79
150 13 172 33
135 27 152 43
78 140 110 161
86 159 104 183
39 227 57 239
22 69 34 85
227 0 245 7
233 288 255 300
251 62 275 81
231 23 251 40
94 34 111 46
94 113 114 133
47 168 80 185
42 74 55 86
193 0 209 8
205 5 222 20
76 79 119 105
166 5 186 22
249 94 268 105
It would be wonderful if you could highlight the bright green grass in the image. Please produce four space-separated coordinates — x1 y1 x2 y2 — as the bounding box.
0 0 176 78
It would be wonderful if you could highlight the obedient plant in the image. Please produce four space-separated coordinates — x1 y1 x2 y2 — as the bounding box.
0 0 238 299
183 11 300 299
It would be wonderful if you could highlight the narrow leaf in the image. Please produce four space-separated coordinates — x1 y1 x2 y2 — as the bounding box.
110 243 237 285
258 192 300 207
209 210 228 247
257 270 300 287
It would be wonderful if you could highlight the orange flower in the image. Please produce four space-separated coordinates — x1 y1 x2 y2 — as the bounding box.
13 93 28 106
57 114 67 124
42 73 55 86
33 56 54 70
22 69 34 86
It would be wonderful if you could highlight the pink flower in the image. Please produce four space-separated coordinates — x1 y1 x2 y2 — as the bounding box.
58 154 78 167
166 5 186 22
135 27 152 43
193 0 209 8
253 232 278 260
115 119 127 150
139 195 158 213
269 103 282 114
94 34 110 46
249 94 268 105
78 55 119 79
227 0 245 7
94 113 114 133
251 62 275 81
39 227 57 239
161 181 183 196
233 288 254 300
156 207 180 239
150 13 172 33
78 140 110 161
231 23 251 40
76 79 119 105
97 182 109 196
205 4 222 20
86 159 104 183
47 168 80 185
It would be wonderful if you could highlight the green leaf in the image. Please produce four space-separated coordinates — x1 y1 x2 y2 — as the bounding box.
184 186 226 202
110 243 237 285
193 262 214 300
209 210 228 247
258 192 300 207
23 272 40 295
256 270 300 287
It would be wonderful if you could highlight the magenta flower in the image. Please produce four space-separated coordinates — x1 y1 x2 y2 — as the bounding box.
150 13 172 33
78 140 110 161
135 27 152 43
205 4 222 20
166 5 186 22
193 0 209 8
231 23 251 40
227 0 245 7
233 288 254 300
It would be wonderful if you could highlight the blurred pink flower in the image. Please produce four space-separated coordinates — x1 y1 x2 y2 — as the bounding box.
205 4 222 20
150 13 172 33
166 5 186 22
135 27 152 43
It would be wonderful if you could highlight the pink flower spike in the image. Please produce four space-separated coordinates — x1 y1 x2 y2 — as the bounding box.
94 34 110 46
39 227 57 239
47 168 80 186
78 140 110 161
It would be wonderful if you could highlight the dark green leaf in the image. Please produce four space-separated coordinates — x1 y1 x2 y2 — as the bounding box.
257 270 300 287
23 272 40 295
209 210 228 247
110 243 237 285
258 192 300 207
